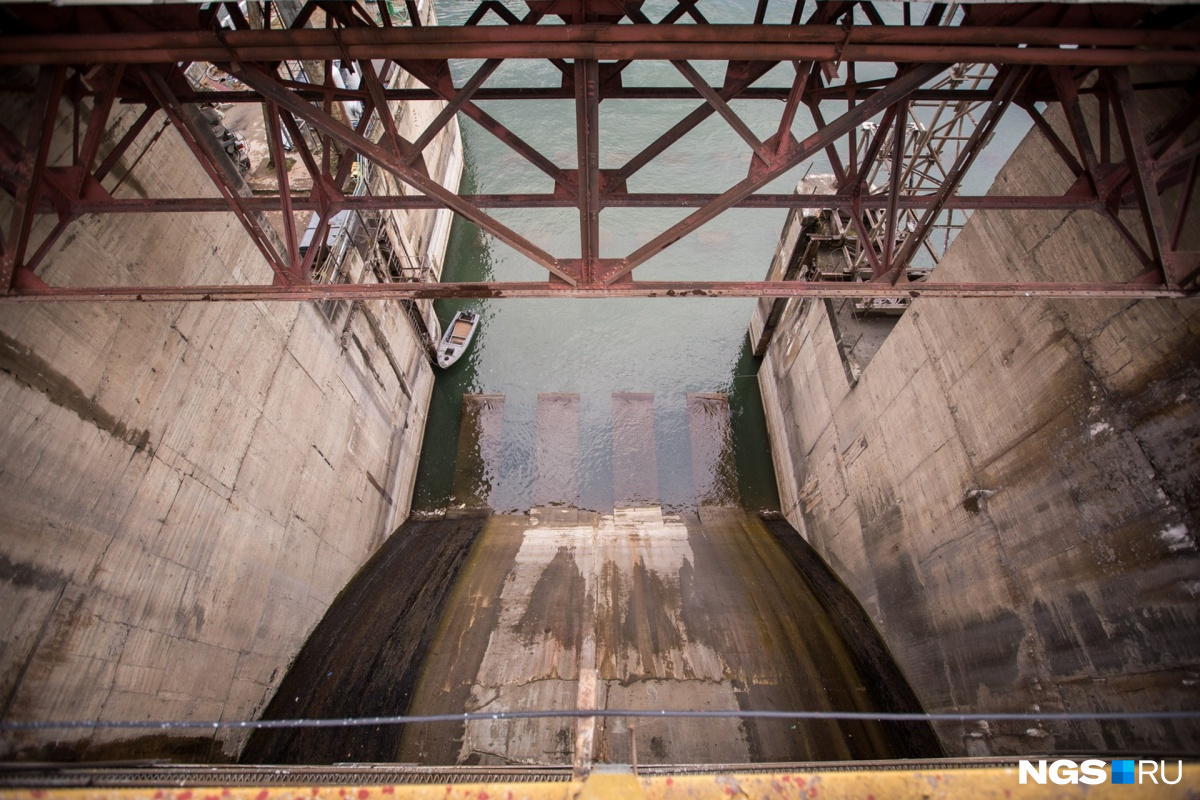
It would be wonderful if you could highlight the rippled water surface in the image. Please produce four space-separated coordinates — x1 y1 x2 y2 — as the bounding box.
411 0 1028 513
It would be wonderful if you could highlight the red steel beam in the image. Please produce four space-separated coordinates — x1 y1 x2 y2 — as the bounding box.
403 0 421 28
357 59 408 160
1048 69 1161 270
672 59 769 161
883 65 1032 284
453 97 576 192
1021 101 1085 179
406 58 501 162
661 0 704 25
22 216 73 276
0 124 22 179
96 48 1200 69
774 61 812 158
397 59 577 193
265 101 303 279
1156 138 1200 177
881 100 907 279
1051 68 1106 195
846 104 896 193
113 78 1185 105
5 11 1192 300
2 65 65 293
51 193 1115 215
811 98 892 277
0 281 1186 303
4 25 1198 67
361 2 558 184
279 109 329 215
131 86 1007 104
297 94 380 280
806 99 883 277
1100 81 1113 164
609 0 836 190
75 65 124 193
94 105 158 182
140 66 294 285
229 61 575 283
375 0 392 28
172 47 1200 68
846 62 859 187
753 0 769 26
1107 88 1200 204
1105 203 1156 269
404 4 547 164
1170 155 1198 253
607 60 777 188
465 1 521 26
607 61 947 283
1108 66 1179 287
575 57 601 277
319 56 335 186
106 116 171 197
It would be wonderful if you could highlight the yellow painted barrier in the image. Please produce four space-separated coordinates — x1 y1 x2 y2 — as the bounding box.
1 765 1197 800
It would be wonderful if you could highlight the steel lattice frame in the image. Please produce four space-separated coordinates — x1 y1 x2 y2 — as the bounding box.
0 0 1198 302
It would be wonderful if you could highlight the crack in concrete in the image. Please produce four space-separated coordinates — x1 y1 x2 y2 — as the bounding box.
0 580 68 722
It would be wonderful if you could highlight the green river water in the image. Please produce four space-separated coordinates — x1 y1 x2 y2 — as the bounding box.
410 0 1029 514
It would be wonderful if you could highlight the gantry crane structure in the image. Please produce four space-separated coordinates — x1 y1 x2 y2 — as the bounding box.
1 0 1198 302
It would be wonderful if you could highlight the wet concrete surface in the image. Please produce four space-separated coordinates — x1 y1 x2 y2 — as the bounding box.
451 394 505 509
612 393 660 507
687 393 741 507
761 515 945 758
396 505 938 765
533 393 580 508
250 392 939 765
240 513 488 764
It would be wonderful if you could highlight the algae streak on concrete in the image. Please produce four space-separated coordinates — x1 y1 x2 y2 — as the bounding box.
755 73 1200 757
396 505 933 766
239 513 488 764
0 45 460 760
246 390 935 765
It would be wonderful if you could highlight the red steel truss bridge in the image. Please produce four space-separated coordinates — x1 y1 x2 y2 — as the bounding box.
1 0 1198 302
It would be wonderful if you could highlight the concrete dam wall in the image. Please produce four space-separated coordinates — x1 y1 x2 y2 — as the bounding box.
0 36 461 761
245 392 940 765
2 27 1195 772
755 79 1200 756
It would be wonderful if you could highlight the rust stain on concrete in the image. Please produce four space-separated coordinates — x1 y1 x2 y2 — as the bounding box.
398 507 929 766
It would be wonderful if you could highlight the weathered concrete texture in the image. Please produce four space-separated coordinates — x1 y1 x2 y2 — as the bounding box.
760 515 944 759
396 507 935 766
394 392 936 766
750 175 837 358
239 513 488 764
757 78 1200 756
0 37 457 760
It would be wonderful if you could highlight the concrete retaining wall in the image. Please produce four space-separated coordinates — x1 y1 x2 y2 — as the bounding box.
757 83 1200 755
0 41 459 760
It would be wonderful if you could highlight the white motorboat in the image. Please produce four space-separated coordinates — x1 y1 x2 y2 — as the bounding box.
436 310 479 368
